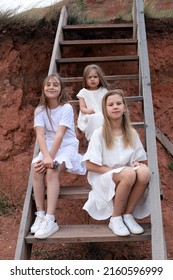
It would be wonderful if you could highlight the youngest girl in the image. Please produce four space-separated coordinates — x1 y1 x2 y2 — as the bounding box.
77 64 108 141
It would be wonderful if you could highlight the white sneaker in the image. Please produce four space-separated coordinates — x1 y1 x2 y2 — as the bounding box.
34 217 59 239
30 213 45 234
123 214 144 234
108 216 130 236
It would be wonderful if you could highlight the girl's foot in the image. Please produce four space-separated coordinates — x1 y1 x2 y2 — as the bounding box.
109 216 130 236
123 214 144 234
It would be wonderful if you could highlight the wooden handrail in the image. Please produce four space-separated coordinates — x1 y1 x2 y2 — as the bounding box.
135 0 167 259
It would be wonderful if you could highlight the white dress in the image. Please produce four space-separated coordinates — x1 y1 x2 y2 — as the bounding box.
82 127 150 220
32 103 86 175
77 87 107 140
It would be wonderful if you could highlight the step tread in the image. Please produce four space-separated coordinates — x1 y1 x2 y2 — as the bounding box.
26 223 151 244
56 55 139 64
60 38 137 46
70 96 143 104
62 74 139 83
59 185 91 199
63 23 133 30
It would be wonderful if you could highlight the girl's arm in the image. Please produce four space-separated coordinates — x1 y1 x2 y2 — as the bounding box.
49 125 67 159
36 126 53 167
79 97 95 114
86 160 112 174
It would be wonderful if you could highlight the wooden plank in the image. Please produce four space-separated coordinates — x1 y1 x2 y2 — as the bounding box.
69 96 143 104
62 23 133 31
62 74 139 83
136 0 166 259
59 185 91 199
156 127 173 156
60 39 137 46
56 55 139 64
48 6 68 75
32 185 91 201
132 122 145 128
14 142 39 260
25 223 151 244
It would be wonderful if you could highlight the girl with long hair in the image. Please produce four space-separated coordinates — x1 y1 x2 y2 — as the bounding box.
77 64 109 141
83 89 150 236
30 74 86 239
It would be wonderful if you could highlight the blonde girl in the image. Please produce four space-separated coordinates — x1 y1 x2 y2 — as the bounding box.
82 89 150 236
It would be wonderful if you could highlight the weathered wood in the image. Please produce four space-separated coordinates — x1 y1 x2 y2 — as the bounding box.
25 223 151 244
60 39 137 46
32 185 91 200
132 0 137 39
56 55 139 64
14 143 39 260
62 74 139 83
69 96 143 104
63 23 133 31
156 127 173 156
48 6 68 75
136 0 166 259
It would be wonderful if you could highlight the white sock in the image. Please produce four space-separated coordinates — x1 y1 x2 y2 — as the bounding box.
46 214 55 222
111 215 122 220
37 211 45 217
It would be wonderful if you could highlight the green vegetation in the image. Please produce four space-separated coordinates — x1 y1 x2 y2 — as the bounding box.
168 162 173 171
0 193 9 216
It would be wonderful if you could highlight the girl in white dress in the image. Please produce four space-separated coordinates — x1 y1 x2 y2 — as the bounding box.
83 89 151 236
77 64 108 141
30 74 86 239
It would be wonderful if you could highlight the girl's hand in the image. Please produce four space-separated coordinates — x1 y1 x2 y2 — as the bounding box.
34 160 46 173
132 161 147 167
43 156 54 169
87 108 95 114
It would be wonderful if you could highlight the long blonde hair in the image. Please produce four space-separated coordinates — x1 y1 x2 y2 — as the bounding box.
102 89 135 149
82 64 108 89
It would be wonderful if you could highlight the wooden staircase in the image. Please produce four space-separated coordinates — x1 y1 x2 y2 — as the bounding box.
14 0 167 260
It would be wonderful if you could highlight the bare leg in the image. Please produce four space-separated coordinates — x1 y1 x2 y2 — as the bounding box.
32 165 45 211
46 163 66 215
124 166 150 214
112 167 136 216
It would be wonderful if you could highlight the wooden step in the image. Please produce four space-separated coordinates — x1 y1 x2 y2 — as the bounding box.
62 74 139 83
60 38 137 47
59 185 90 199
63 23 133 31
26 223 151 244
70 96 143 104
56 55 139 64
32 185 91 201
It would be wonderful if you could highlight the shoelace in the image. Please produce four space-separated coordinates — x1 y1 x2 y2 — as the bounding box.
39 219 49 229
114 217 125 228
125 216 138 227
34 216 43 225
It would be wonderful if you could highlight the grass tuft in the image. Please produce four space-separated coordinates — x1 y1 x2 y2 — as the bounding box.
168 162 173 171
0 193 10 216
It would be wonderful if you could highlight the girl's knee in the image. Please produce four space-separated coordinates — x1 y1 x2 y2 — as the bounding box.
137 166 150 183
46 168 59 180
121 167 136 184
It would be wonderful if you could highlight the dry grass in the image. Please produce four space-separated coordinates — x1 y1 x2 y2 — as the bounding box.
0 0 173 33
144 0 173 18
